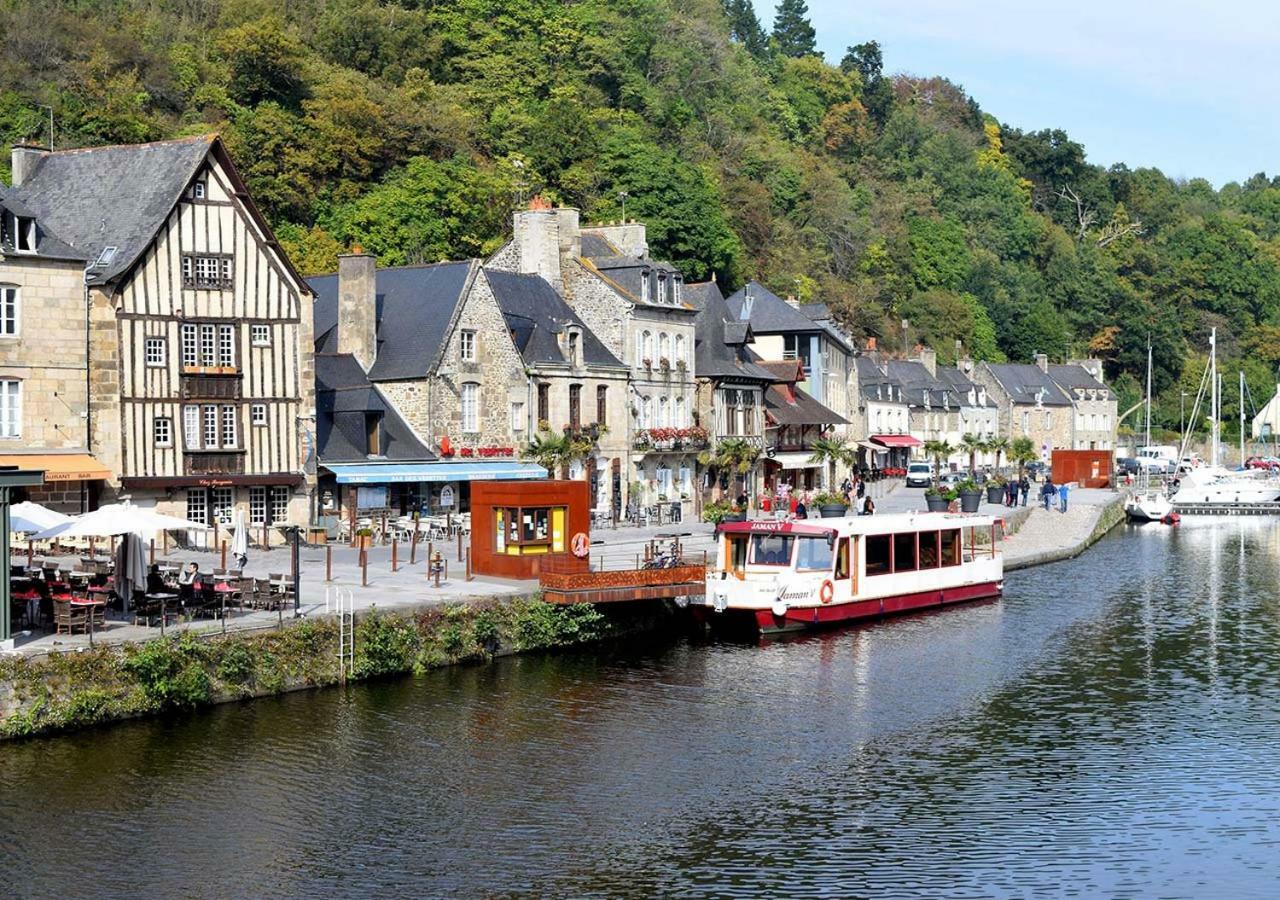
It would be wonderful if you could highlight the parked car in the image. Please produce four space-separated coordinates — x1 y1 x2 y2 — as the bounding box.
1245 456 1280 470
1023 460 1048 481
939 471 966 488
1115 457 1141 476
905 461 935 487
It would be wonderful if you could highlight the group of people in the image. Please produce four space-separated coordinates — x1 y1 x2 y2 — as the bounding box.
1040 478 1070 513
1001 477 1033 507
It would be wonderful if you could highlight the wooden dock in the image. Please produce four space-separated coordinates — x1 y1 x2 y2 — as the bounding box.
1172 501 1280 516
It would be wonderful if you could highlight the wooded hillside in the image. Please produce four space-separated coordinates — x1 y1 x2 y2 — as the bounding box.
4 0 1279 430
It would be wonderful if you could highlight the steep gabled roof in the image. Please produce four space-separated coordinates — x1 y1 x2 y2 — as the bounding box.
724 281 815 333
1047 364 1108 394
984 363 1072 406
935 366 998 408
0 188 87 262
758 360 849 426
484 268 623 368
855 355 909 405
309 261 475 382
685 281 778 383
315 353 436 464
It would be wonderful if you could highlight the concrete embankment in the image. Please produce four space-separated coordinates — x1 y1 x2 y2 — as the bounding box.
1004 494 1126 572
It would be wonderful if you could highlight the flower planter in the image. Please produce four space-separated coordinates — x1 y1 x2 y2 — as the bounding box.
958 489 982 513
986 484 1004 504
721 511 747 523
925 495 950 512
818 503 848 518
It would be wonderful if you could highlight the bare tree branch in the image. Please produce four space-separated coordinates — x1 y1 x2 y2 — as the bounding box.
1058 186 1096 240
1096 220 1145 248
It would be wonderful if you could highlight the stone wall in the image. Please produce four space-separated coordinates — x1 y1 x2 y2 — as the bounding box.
0 256 90 449
87 287 122 497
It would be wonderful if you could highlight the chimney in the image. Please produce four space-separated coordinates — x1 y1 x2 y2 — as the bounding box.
554 207 581 260
866 337 877 352
514 198 561 289
785 294 800 309
337 250 377 372
10 141 48 187
1034 352 1049 373
918 346 937 377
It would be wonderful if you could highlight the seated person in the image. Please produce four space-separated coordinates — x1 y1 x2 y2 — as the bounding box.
145 564 166 596
177 562 199 603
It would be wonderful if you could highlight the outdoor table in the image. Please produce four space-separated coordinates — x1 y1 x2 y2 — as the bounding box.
139 593 178 631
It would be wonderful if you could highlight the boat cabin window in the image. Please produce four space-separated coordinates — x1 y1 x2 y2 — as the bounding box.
865 534 891 575
893 533 918 572
919 532 939 568
726 535 748 574
941 529 961 566
795 536 834 572
833 538 850 580
750 533 793 566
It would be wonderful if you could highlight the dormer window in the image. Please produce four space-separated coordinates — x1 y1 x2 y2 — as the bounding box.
567 330 581 366
365 412 382 456
657 273 668 304
5 213 36 253
640 268 651 303
673 276 683 305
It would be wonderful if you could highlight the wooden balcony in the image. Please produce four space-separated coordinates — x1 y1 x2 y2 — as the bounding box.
181 373 242 400
184 450 245 476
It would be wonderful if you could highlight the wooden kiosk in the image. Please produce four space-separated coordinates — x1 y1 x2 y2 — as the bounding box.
469 480 591 579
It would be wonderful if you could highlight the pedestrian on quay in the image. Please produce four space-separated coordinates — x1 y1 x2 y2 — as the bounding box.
1019 476 1030 507
1059 481 1070 513
1005 481 1016 507
796 495 808 519
862 495 876 515
1041 478 1055 511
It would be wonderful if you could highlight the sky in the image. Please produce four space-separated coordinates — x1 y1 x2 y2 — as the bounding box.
775 0 1280 186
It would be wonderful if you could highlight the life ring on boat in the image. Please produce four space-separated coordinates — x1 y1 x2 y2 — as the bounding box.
819 579 834 604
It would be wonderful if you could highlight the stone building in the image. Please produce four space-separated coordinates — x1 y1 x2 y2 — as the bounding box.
757 359 848 493
686 281 776 506
971 354 1115 459
850 351 916 469
0 185 111 511
7 137 315 536
888 349 999 469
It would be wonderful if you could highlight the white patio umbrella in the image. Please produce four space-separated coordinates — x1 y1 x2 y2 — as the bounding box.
34 502 210 540
230 507 249 567
9 501 72 534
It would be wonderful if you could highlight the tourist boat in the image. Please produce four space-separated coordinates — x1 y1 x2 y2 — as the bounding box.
694 513 1003 635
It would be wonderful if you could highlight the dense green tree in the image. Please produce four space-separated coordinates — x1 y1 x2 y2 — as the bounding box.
771 0 817 58
216 16 307 108
840 40 894 125
721 0 770 59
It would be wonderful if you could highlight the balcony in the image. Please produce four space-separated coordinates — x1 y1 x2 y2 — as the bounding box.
181 374 242 400
184 450 245 476
633 426 710 452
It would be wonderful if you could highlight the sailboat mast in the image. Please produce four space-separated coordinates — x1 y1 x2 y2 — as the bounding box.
1210 328 1219 467
1240 370 1246 467
1145 342 1153 448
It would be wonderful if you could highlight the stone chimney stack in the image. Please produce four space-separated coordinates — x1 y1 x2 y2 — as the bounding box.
514 197 562 289
337 250 378 372
918 346 937 377
10 141 48 187
785 294 800 309
1034 352 1049 373
554 207 581 261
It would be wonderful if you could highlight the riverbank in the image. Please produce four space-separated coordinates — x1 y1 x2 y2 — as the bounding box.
1003 493 1126 571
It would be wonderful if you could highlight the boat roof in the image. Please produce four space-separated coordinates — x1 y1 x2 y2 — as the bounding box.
718 512 1001 537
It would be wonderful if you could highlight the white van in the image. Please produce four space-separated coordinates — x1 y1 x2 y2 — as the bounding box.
905 461 935 487
1136 445 1178 474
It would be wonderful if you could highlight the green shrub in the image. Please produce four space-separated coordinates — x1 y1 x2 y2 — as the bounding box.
354 609 418 677
217 642 255 686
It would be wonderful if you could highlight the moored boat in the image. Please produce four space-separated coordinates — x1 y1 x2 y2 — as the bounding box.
1125 490 1173 522
695 513 1003 635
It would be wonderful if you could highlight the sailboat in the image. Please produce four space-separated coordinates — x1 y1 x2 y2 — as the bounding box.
1125 342 1174 522
1173 329 1280 509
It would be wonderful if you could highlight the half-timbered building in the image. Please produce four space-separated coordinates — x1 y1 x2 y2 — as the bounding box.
7 137 315 539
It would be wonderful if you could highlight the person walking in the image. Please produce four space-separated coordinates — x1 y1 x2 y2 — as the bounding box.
1019 476 1030 507
1041 478 1055 511
862 495 876 515
856 478 866 500
1058 481 1070 513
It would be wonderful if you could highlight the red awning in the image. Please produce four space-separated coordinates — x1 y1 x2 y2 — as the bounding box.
870 434 922 448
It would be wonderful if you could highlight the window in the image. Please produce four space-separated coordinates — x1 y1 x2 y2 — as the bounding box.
0 379 20 438
183 405 200 449
1044 411 1052 430
673 277 683 305
251 403 267 426
6 214 35 253
1022 411 1030 432
218 325 235 367
658 274 668 303
537 383 549 424
640 270 651 304
795 536 835 572
203 405 219 448
750 534 793 566
642 330 653 362
461 383 479 433
834 538 850 580
941 529 962 566
251 324 270 346
0 285 17 336
191 180 206 199
865 534 891 575
675 396 686 427
144 337 166 367
198 324 216 366
249 486 267 525
154 417 172 447
181 324 198 367
211 487 234 526
569 384 581 429
182 254 233 290
511 402 525 432
596 386 607 425
567 331 580 365
919 532 940 568
271 486 290 523
495 505 567 555
221 405 238 448
674 333 686 368
658 396 670 427
640 395 652 428
460 330 476 362
657 467 673 497
186 488 208 525
658 332 670 361
893 532 918 572
365 412 381 456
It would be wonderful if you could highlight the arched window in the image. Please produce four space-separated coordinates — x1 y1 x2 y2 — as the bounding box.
675 396 686 427
658 396 670 427
658 332 670 361
642 330 653 361
674 334 686 368
640 395 652 428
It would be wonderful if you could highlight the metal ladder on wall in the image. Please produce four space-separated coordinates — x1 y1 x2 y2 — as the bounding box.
327 586 355 679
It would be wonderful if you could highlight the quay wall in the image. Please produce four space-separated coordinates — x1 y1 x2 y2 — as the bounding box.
1005 495 1125 572
0 596 673 742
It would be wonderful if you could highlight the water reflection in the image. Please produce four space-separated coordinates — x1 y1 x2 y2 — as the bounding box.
4 521 1280 897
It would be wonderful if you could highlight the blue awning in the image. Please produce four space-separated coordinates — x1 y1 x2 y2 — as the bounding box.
325 461 548 484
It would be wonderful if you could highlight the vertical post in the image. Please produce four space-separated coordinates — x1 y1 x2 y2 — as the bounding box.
457 528 462 562
221 594 227 634
391 538 398 572
410 523 419 565
381 514 387 545
0 488 9 646
163 529 169 557
88 599 94 648
159 594 166 637
325 544 332 582
220 540 227 571
436 561 443 588
263 524 269 550
361 549 368 587
465 547 472 581
426 542 433 578
27 539 33 567
291 526 300 617
149 539 155 565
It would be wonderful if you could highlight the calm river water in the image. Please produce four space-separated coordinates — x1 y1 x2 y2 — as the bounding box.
5 519 1280 898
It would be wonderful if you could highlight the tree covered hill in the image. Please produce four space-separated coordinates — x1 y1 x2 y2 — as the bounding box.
4 0 1280 429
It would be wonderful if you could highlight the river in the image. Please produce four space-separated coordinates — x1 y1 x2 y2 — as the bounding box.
4 519 1280 897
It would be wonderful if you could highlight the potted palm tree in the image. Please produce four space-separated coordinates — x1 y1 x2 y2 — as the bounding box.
812 491 849 518
1010 435 1038 481
922 439 955 512
988 435 1009 474
960 432 986 477
957 478 983 513
808 437 855 494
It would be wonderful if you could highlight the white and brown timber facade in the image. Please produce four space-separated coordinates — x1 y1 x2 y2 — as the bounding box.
8 137 315 536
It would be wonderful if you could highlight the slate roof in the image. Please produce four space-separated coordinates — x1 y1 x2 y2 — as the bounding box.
855 355 908 404
0 188 87 262
309 261 475 382
983 363 1071 406
315 353 435 464
6 135 215 284
579 233 620 257
887 359 952 407
798 301 830 321
1047 363 1108 394
484 268 624 368
580 254 693 313
685 281 778 383
757 360 849 426
725 281 855 354
935 366 998 408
